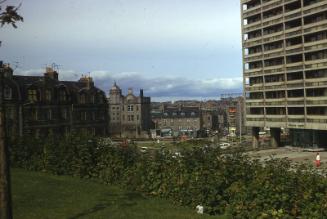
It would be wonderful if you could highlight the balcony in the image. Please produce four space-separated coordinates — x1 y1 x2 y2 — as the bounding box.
265 98 286 106
262 15 283 28
245 67 263 76
303 0 327 16
284 8 302 21
286 62 303 72
263 48 284 59
285 26 302 39
287 115 305 128
287 97 304 106
243 6 262 18
266 114 286 119
262 32 284 43
246 114 265 119
244 21 262 33
305 77 327 83
304 39 327 53
264 82 286 91
305 58 327 70
245 84 264 92
245 52 263 62
244 39 263 48
306 96 327 106
303 19 327 35
262 0 283 12
285 44 302 55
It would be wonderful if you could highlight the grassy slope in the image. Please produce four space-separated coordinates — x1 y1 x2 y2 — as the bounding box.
12 169 224 219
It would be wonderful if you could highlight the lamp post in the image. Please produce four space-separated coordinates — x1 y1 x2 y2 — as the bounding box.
0 62 13 219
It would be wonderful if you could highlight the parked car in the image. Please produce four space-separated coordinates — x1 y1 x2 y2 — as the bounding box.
219 142 231 149
140 146 148 153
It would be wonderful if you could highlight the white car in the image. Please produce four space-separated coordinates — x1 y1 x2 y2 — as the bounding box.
140 146 148 153
219 142 231 149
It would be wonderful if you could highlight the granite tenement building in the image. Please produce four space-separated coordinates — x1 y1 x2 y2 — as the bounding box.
151 104 219 138
108 83 151 138
241 0 327 148
1 63 108 139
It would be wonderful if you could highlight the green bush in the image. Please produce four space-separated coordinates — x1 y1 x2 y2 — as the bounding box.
9 134 327 218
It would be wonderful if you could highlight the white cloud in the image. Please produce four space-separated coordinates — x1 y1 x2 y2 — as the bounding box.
14 68 243 100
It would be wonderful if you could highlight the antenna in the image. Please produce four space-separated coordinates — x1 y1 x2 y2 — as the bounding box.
13 61 19 70
51 62 61 71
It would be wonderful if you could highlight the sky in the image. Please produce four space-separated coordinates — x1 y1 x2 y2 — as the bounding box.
1 0 243 101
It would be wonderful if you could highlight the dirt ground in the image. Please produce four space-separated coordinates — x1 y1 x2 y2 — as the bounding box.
248 147 327 169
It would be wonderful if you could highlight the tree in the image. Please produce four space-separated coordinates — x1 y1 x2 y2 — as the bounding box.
0 1 22 218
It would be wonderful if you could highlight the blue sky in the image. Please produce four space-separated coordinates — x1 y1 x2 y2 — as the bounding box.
1 0 243 100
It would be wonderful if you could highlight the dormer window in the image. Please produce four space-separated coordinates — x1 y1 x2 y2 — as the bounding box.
28 89 38 102
4 86 12 100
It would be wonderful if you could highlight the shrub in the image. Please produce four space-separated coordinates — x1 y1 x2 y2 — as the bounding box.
9 134 327 218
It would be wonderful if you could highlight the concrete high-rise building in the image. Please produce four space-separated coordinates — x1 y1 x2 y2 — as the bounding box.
241 0 327 148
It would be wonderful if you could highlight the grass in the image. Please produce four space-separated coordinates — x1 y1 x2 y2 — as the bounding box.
12 169 224 219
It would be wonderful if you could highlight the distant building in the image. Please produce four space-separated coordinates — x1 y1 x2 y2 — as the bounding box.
219 96 246 136
108 83 151 138
151 104 219 138
1 63 108 139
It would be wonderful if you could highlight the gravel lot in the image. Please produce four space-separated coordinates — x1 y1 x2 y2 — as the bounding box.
248 147 327 169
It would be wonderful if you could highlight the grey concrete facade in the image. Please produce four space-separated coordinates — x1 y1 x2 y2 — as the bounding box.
241 0 327 148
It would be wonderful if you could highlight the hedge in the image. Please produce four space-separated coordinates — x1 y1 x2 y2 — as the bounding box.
9 133 327 218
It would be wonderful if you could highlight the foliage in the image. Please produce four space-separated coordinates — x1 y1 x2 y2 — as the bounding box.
0 1 23 28
9 134 327 218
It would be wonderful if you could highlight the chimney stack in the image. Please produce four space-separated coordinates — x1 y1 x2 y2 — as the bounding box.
79 75 94 89
44 67 59 80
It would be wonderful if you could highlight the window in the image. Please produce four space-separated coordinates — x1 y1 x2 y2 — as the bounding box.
28 89 38 102
59 90 67 102
128 115 134 121
47 109 52 120
92 112 96 120
4 86 12 100
136 105 139 111
80 93 86 104
128 105 134 112
137 115 139 120
81 112 87 120
91 95 95 103
32 109 38 120
62 109 68 120
97 94 104 104
45 90 52 101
